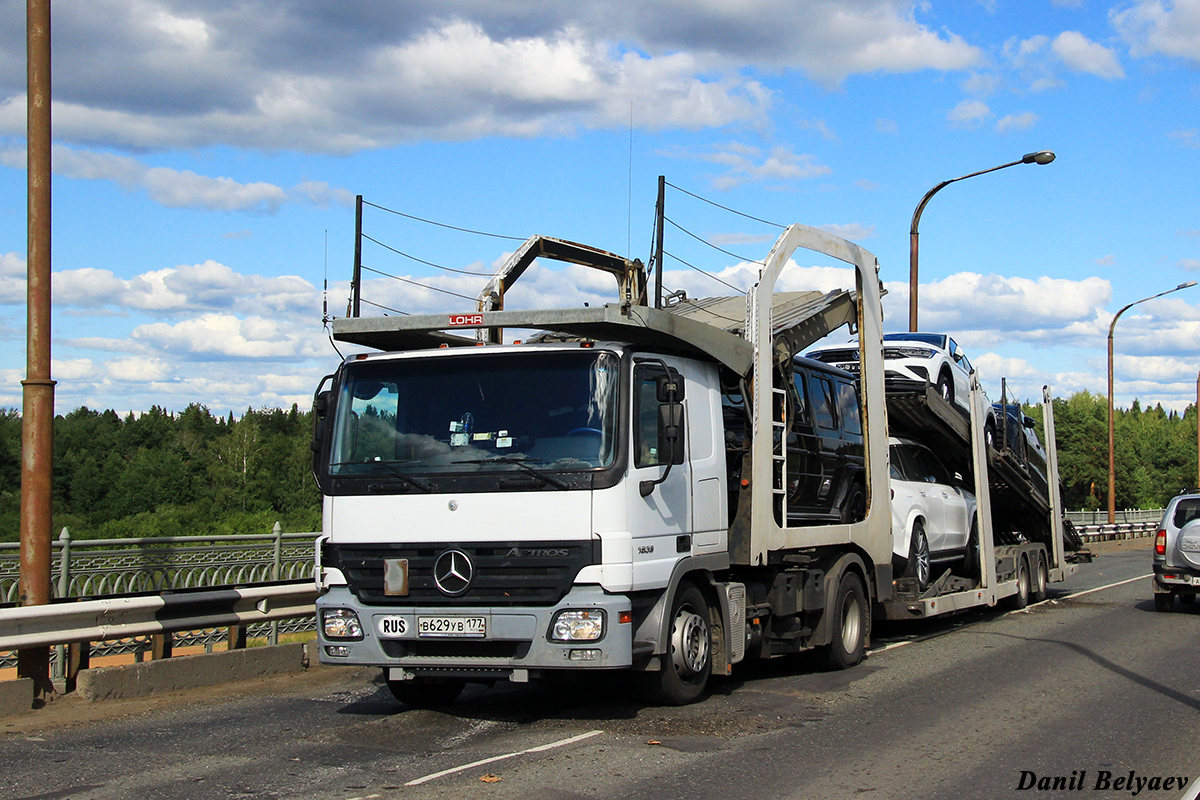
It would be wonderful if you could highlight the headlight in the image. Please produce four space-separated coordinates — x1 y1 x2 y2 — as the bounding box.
883 346 937 359
322 608 364 640
550 609 605 641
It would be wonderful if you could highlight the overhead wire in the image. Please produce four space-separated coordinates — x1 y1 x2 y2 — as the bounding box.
361 200 525 241
360 264 478 302
361 233 493 276
664 180 786 229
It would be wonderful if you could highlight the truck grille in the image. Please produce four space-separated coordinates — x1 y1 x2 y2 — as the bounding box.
325 540 598 607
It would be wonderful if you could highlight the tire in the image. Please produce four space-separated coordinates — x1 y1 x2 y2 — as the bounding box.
905 522 931 591
386 676 466 708
1006 555 1030 610
1180 594 1195 605
637 582 711 705
984 421 996 451
962 515 981 582
936 373 953 405
840 480 867 524
1031 552 1048 603
816 571 869 671
1154 593 1174 612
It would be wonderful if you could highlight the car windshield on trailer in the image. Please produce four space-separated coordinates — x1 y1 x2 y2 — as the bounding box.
883 333 947 348
328 349 620 477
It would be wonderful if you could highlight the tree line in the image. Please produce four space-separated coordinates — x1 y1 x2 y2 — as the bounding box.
0 404 320 542
0 390 1196 541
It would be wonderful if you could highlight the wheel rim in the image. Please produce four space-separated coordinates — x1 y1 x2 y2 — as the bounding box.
670 604 709 678
1037 560 1047 595
839 590 862 652
914 530 930 586
1019 563 1029 599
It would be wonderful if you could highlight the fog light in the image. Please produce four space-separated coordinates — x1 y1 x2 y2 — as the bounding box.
550 609 605 641
325 645 350 657
568 648 601 661
322 608 363 640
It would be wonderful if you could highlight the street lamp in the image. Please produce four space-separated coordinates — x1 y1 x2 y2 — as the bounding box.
1107 281 1198 523
909 150 1056 332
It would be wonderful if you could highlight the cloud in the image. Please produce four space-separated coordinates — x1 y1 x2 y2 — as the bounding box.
1169 129 1200 148
997 112 1038 133
1051 31 1125 79
662 142 831 189
0 145 358 213
0 2 982 152
818 223 876 241
1113 0 1200 64
875 118 899 134
130 314 325 360
948 99 991 127
0 259 318 318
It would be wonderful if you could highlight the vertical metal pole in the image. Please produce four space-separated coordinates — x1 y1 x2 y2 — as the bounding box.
651 176 666 308
351 194 362 317
1195 371 1199 489
1107 323 1116 525
18 0 54 700
269 521 282 645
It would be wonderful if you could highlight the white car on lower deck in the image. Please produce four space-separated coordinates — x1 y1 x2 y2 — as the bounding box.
888 436 977 591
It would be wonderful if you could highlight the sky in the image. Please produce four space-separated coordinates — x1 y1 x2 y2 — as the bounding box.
0 0 1198 417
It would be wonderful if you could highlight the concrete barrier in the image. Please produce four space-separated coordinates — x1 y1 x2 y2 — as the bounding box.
0 677 32 717
76 643 307 702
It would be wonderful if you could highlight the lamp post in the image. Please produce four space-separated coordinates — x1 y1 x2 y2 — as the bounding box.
1106 281 1197 523
909 150 1056 332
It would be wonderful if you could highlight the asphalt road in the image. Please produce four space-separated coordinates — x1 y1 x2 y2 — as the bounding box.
3 538 1197 800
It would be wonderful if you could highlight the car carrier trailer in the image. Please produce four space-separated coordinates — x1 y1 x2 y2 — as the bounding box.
311 223 1072 705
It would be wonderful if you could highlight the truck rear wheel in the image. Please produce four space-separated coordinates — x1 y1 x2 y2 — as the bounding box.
1006 556 1030 610
817 571 868 671
1154 593 1173 612
385 676 466 708
638 582 711 705
1031 552 1048 603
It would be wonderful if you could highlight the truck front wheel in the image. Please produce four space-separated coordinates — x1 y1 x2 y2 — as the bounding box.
638 582 711 705
817 571 868 671
385 676 466 708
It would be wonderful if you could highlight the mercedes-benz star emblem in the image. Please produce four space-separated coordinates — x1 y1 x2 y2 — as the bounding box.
433 549 474 596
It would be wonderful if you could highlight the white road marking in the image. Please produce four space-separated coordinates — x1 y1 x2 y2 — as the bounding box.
404 729 605 786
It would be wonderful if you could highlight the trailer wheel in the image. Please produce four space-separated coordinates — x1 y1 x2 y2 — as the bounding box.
385 676 466 708
905 522 931 591
1154 593 1173 612
638 581 711 705
1006 555 1030 610
1031 552 1048 603
817 571 868 671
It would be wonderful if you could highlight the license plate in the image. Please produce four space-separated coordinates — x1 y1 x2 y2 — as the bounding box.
1191 576 1200 586
838 363 859 373
418 616 487 638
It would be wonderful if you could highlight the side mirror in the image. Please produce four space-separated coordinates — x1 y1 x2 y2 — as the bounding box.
658 404 685 465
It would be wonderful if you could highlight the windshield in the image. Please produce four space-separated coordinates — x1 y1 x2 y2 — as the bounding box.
883 332 947 349
328 349 620 477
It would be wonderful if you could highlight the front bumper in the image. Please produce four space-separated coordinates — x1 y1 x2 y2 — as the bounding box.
315 584 633 680
1152 563 1200 593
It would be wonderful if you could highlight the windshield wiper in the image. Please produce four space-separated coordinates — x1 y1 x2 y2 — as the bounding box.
330 459 433 493
456 456 570 490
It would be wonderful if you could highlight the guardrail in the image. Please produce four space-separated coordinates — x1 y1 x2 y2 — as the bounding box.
1073 520 1157 542
0 582 318 651
0 524 320 677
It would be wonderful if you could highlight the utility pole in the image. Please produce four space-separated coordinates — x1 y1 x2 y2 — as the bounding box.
19 0 55 700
